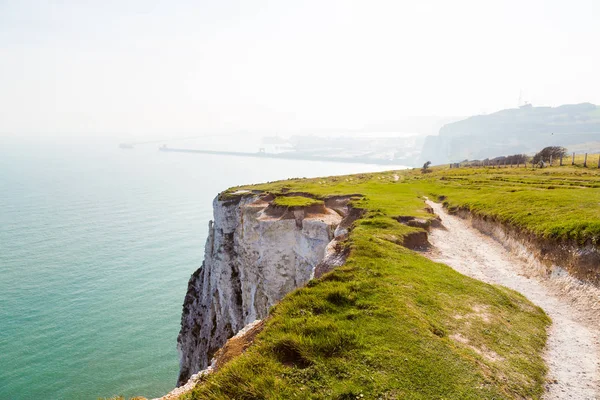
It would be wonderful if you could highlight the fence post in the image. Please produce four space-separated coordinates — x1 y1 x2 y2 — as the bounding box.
572 152 575 165
560 155 563 166
584 153 588 167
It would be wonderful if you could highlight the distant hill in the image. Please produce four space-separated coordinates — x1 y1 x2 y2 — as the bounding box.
420 103 600 164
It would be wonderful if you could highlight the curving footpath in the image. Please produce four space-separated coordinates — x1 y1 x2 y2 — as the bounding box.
424 200 600 400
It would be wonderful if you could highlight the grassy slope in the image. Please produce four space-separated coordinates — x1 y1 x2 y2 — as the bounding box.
422 166 600 244
183 166 599 400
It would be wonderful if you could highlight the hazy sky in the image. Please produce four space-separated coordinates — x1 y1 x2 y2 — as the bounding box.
1 0 599 137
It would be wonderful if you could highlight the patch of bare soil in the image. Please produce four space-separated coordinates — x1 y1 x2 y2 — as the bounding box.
424 200 600 400
212 320 265 371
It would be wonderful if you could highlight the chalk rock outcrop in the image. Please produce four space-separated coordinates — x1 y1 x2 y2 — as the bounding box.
176 192 348 385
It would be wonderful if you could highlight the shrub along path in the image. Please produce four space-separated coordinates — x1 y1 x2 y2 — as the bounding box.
425 200 599 399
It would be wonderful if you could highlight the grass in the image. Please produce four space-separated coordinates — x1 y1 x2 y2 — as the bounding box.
415 166 600 244
272 196 324 208
182 164 600 399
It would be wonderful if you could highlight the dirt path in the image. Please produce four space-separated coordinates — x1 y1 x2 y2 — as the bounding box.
424 200 600 400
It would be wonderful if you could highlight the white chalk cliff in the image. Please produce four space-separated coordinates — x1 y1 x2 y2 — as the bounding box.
176 192 356 385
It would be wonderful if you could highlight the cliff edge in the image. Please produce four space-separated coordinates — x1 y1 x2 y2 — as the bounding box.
170 165 599 399
176 192 356 385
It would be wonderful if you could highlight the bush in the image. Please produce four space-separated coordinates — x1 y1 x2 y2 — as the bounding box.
532 146 567 164
421 161 432 173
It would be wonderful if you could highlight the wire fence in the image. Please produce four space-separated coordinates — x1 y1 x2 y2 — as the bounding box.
451 152 600 169
568 152 600 168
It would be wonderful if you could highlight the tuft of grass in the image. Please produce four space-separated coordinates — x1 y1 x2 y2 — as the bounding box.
272 196 324 208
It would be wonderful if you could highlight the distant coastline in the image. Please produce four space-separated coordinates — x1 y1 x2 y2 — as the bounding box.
158 146 407 166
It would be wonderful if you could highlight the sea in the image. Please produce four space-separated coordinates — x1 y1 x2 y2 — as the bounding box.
0 135 406 400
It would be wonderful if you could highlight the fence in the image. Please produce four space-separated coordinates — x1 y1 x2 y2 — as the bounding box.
452 152 600 169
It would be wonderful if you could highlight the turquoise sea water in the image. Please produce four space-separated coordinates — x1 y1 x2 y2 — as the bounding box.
0 137 405 399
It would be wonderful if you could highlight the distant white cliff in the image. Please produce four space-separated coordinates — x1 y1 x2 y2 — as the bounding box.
420 102 600 165
176 192 356 385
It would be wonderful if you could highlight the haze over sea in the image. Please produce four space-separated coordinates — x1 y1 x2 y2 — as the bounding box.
0 136 405 400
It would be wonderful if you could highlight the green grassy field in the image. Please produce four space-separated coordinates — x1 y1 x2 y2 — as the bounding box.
180 165 600 400
421 166 600 244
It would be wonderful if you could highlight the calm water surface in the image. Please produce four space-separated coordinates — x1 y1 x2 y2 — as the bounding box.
0 137 406 399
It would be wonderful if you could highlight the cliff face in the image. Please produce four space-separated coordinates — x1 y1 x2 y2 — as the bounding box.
176 192 346 385
420 103 600 165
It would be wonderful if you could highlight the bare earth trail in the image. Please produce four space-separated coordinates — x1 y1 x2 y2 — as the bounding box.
424 200 600 400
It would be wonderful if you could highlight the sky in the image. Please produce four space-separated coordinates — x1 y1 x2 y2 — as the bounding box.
1 0 599 137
